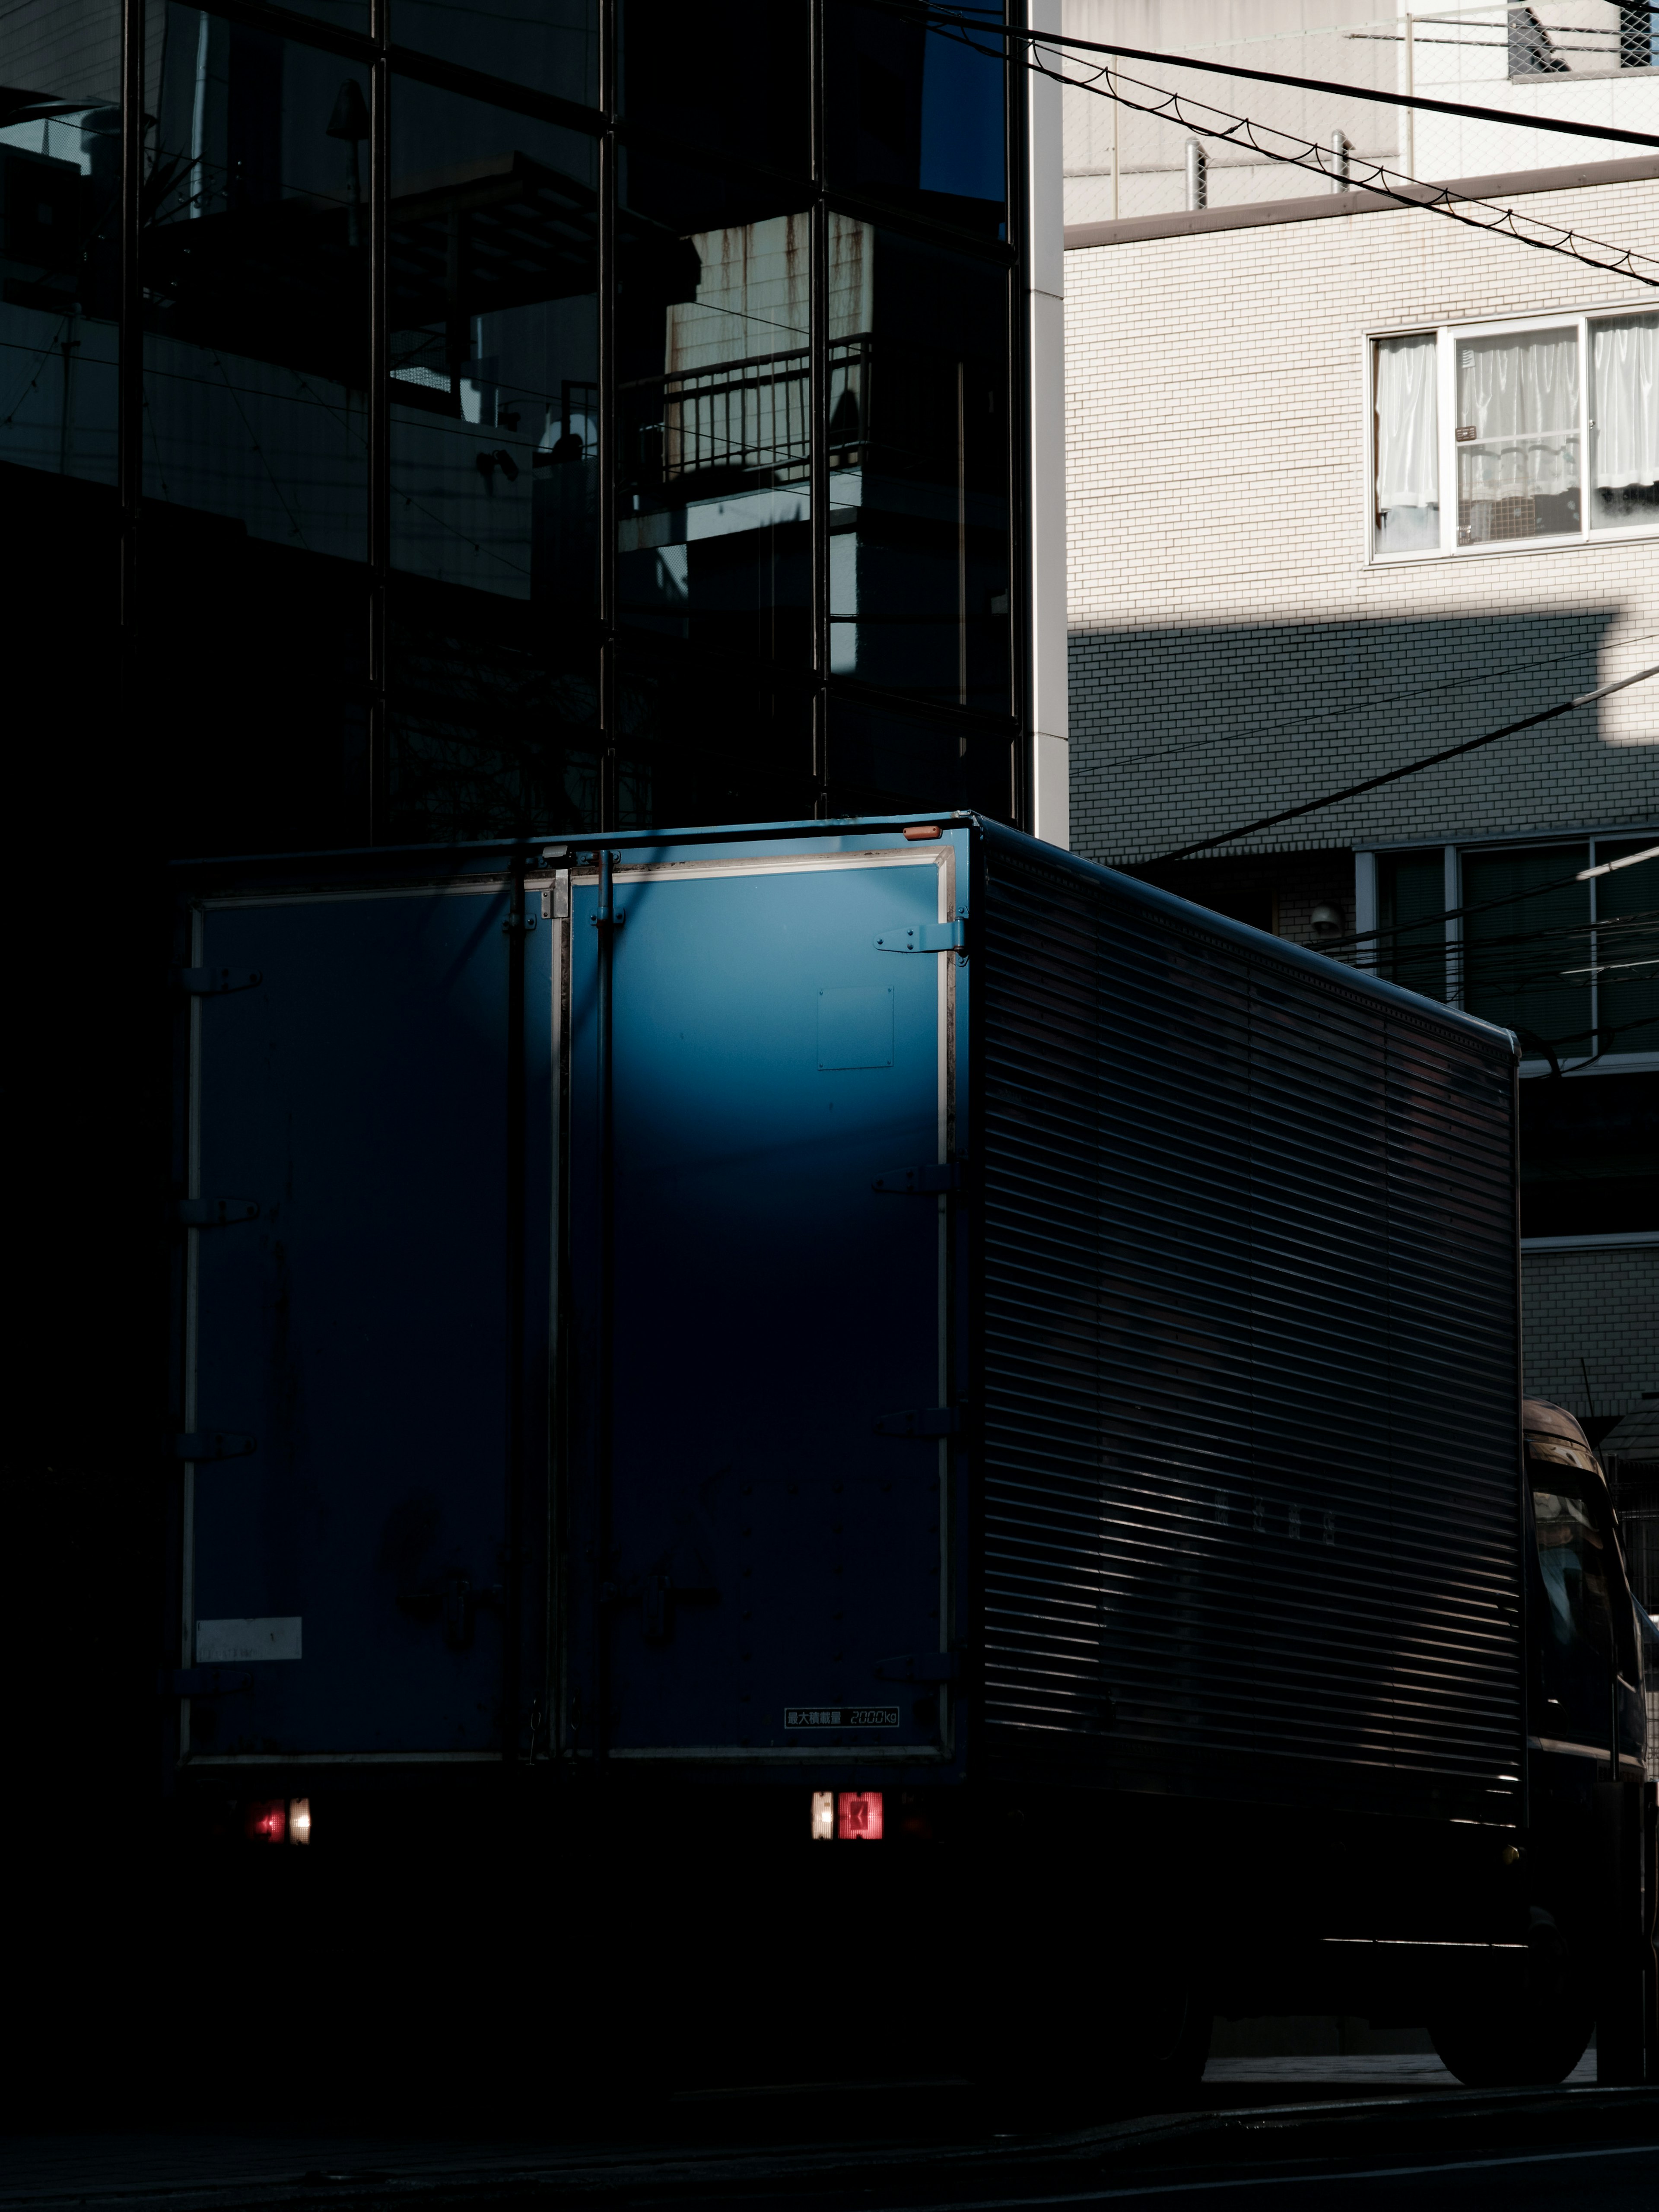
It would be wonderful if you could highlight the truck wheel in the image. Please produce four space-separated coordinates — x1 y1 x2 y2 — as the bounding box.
1429 1909 1594 2088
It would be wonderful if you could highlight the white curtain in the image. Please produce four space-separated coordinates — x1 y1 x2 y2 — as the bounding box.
1592 312 1659 522
1375 332 1438 551
1456 328 1578 502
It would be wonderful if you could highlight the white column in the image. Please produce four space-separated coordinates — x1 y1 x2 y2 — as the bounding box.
1027 0 1069 848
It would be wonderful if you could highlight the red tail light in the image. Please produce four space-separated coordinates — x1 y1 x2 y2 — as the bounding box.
837 1790 883 1840
246 1798 286 1843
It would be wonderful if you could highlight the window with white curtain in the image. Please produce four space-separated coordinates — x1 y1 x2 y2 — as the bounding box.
1371 308 1659 558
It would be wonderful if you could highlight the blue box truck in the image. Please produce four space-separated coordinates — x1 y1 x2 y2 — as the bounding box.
166 814 1654 2097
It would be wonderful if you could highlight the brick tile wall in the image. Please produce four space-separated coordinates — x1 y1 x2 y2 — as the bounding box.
1064 180 1659 868
1522 1247 1659 1421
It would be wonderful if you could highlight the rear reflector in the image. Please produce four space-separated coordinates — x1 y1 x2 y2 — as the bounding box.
838 1790 883 1840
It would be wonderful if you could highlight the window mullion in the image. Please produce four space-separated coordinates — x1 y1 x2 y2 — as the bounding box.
1443 844 1462 1007
1444 322 1455 553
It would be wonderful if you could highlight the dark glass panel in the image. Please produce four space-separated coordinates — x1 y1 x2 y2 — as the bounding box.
387 573 601 842
391 1 597 109
141 12 371 852
1596 839 1659 1057
824 692 1015 821
825 0 1006 239
0 4 121 491
618 146 813 665
620 0 807 175
615 645 813 829
1462 846 1590 1062
1519 1072 1658 1239
144 18 369 550
827 223 1009 714
386 80 601 841
1376 851 1446 998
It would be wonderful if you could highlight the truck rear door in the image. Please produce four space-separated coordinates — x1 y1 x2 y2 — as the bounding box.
176 874 548 1762
563 840 961 1765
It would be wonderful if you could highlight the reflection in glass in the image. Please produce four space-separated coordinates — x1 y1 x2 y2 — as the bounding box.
826 0 1006 237
391 0 597 108
1376 850 1445 998
387 83 601 840
1595 841 1659 1056
1462 846 1590 1059
1590 312 1659 531
824 692 1014 820
1455 327 1580 541
621 0 807 175
615 647 813 829
828 225 1009 712
143 14 369 557
617 149 813 664
139 11 372 852
0 2 121 490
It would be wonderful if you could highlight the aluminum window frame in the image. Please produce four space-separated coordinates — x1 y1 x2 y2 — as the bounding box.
1357 827 1659 1074
1368 304 1659 565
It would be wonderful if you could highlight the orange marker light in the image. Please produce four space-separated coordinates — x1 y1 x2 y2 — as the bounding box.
902 824 943 841
837 1790 883 1840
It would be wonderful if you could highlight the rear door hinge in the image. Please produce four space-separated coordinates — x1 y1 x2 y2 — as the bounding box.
874 1407 963 1438
874 1652 960 1683
173 1431 257 1461
502 912 537 934
872 1162 963 1195
873 920 965 954
173 967 263 995
172 1198 261 1227
161 1666 254 1698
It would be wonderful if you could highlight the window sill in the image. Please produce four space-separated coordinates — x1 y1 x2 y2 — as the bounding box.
1521 1230 1659 1252
1369 524 1659 568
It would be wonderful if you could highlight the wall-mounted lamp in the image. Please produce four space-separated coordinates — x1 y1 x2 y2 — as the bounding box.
1309 903 1344 941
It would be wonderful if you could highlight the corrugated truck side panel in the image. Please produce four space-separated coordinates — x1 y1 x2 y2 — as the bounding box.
975 838 1523 1821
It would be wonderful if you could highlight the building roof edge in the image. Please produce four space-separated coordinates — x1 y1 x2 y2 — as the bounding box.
1063 152 1659 251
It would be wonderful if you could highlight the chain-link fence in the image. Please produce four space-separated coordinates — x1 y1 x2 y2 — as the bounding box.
1062 3 1659 227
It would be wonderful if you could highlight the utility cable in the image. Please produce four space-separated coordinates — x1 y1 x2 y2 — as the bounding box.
1090 629 1659 778
1148 663 1659 862
924 11 1659 289
1321 845 1659 959
903 2 1659 152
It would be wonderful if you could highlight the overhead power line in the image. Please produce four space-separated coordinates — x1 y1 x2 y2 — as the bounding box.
1149 664 1659 863
914 7 1659 289
1316 845 1659 961
906 3 1659 151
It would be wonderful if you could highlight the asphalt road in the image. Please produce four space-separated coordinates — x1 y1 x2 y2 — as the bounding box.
2 2078 1655 2212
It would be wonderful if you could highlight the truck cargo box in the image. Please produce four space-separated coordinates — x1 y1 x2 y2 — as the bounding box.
169 815 1522 1824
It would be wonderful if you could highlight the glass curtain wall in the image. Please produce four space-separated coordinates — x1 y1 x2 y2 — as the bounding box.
3 0 1023 852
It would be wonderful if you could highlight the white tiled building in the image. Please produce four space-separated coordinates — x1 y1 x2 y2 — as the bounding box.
1060 5 1658 1428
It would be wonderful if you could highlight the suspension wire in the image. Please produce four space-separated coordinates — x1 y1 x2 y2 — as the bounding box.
899 2 1659 152
908 5 1659 290
1144 664 1659 863
867 4 1659 290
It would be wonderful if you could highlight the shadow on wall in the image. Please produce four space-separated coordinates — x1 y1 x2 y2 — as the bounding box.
1068 608 1632 864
